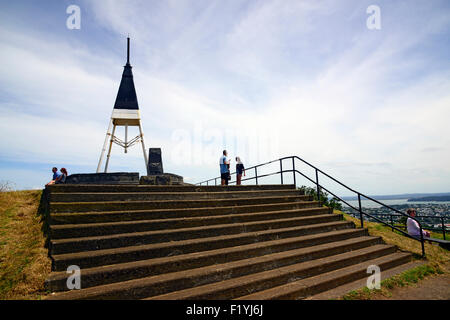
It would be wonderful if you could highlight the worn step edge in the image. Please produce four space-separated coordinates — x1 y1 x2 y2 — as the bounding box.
305 259 425 300
49 214 343 255
46 237 385 299
50 189 303 202
49 201 320 225
51 221 357 271
46 231 376 292
49 195 313 213
145 245 397 300
47 184 296 193
236 252 412 300
50 207 331 239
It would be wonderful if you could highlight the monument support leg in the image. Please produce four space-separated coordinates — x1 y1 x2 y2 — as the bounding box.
97 118 113 173
104 124 116 173
124 124 128 153
138 122 149 175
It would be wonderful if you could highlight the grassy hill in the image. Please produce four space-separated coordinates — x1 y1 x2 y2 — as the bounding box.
335 210 449 299
335 210 449 266
0 190 51 300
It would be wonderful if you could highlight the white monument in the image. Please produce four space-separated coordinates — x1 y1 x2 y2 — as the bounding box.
96 37 149 175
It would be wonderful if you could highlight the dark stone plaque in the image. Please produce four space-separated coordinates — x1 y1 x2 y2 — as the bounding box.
148 148 164 175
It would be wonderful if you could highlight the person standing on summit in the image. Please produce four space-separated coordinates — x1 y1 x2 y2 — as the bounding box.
235 157 245 186
220 150 230 186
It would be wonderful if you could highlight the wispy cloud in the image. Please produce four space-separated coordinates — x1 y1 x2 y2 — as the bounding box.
0 0 449 193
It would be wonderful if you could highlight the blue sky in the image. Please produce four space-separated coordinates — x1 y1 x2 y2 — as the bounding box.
0 0 449 195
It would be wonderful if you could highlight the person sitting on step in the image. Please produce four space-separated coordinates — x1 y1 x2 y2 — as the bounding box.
55 168 68 184
46 167 61 186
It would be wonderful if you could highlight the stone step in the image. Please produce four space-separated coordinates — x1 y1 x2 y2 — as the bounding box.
47 184 296 193
46 233 379 292
42 180 416 301
305 260 425 300
50 201 320 225
49 195 313 213
46 243 395 300
50 213 344 255
50 221 357 271
148 245 399 300
49 189 303 202
236 252 412 300
50 207 331 239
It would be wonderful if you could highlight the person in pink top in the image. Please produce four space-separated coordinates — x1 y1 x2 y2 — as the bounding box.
406 208 430 238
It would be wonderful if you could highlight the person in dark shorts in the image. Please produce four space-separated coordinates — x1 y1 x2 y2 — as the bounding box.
235 157 245 185
220 150 230 185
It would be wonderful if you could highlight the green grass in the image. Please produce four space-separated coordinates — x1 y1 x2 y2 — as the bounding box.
335 209 449 300
427 231 447 241
0 190 51 300
342 263 443 300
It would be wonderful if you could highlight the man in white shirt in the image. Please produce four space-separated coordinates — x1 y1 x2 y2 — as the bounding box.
219 150 230 186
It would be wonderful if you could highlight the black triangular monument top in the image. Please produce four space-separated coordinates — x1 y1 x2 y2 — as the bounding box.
114 37 139 110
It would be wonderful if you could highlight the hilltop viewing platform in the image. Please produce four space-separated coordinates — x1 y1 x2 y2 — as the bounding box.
1 1 449 313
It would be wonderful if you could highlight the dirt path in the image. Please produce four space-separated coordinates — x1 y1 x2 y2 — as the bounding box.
373 273 450 300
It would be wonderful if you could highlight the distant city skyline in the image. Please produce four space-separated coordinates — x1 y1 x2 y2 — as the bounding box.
0 0 449 195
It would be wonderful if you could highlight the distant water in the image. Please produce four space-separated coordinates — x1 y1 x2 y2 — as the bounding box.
342 199 450 209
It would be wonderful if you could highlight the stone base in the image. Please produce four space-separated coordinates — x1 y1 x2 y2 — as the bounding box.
139 173 184 185
66 172 140 185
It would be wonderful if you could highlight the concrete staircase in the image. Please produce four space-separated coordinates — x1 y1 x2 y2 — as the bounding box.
44 184 412 300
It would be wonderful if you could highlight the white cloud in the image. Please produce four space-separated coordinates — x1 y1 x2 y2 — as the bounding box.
0 0 449 194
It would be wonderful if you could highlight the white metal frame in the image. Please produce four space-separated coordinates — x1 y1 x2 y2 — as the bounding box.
96 109 149 175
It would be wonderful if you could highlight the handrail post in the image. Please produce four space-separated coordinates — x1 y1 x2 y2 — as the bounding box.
442 217 446 240
292 157 296 187
315 169 320 206
358 193 364 229
255 167 258 185
418 220 426 258
390 214 394 231
280 159 284 185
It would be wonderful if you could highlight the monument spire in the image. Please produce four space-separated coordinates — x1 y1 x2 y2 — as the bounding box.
127 36 130 66
113 37 139 110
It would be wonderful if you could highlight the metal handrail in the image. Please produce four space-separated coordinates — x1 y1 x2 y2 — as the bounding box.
197 155 428 257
